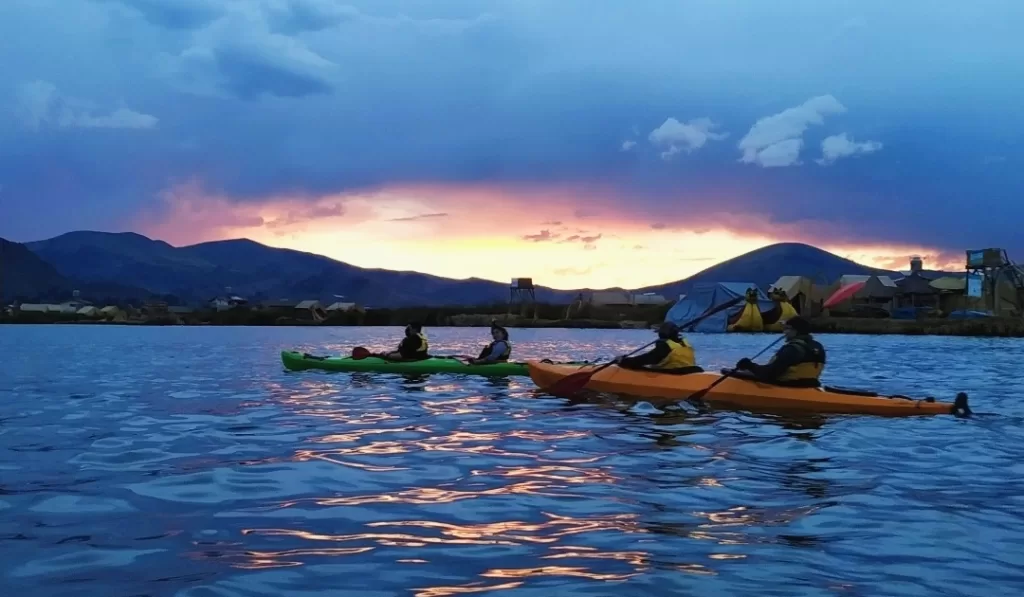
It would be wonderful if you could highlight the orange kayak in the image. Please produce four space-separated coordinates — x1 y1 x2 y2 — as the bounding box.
526 361 970 417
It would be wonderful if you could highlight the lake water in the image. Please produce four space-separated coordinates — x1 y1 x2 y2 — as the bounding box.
2 325 1023 596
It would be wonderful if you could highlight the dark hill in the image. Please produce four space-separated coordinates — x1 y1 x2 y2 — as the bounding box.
26 231 218 296
19 232 900 307
638 242 890 298
26 232 580 306
0 237 70 300
1 236 153 302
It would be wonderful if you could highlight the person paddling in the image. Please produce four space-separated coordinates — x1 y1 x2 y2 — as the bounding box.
613 321 703 373
468 322 512 364
381 322 430 361
732 315 825 387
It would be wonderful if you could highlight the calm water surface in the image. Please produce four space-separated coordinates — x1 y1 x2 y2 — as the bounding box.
2 325 1023 596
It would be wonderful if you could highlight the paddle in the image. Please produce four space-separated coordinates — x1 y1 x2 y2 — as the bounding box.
352 347 476 361
685 335 785 406
351 346 373 360
544 295 745 398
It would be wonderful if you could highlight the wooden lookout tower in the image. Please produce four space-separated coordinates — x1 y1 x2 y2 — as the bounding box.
965 248 1024 316
508 277 537 319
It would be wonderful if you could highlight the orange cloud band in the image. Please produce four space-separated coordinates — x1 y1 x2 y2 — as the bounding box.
133 181 964 289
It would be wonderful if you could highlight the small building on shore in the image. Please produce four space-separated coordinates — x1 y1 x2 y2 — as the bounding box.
60 296 93 312
894 273 939 308
17 303 59 313
259 299 327 322
296 300 327 322
769 276 824 315
325 302 360 313
209 295 249 311
823 274 898 314
588 291 669 307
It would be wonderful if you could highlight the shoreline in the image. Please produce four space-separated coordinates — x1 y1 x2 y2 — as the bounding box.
3 315 1023 337
806 316 1024 338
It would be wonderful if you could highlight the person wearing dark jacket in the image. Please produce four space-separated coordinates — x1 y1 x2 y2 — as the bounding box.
382 322 430 361
469 322 512 364
733 315 825 387
613 322 703 373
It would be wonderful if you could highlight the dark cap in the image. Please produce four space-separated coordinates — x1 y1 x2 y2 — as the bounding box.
490 321 509 338
783 316 811 334
407 321 423 332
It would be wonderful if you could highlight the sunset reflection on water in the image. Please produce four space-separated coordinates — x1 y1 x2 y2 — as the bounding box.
4 327 1021 595
215 364 853 589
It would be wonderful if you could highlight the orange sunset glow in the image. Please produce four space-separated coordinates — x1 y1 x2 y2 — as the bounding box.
136 182 964 289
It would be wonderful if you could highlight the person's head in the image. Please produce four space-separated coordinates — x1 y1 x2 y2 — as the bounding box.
406 321 423 336
657 321 680 339
490 323 509 341
782 315 811 339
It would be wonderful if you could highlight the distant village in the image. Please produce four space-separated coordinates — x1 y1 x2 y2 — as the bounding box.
3 249 1023 336
731 253 1024 321
4 294 363 326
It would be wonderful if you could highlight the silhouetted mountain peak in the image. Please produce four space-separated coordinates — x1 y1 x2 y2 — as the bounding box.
28 230 175 252
639 242 887 298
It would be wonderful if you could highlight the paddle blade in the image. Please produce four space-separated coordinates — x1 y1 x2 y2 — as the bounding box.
544 371 596 397
351 346 371 360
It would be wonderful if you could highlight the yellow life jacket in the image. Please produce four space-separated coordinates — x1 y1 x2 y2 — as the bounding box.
414 332 429 355
480 340 512 361
653 338 696 369
775 337 826 382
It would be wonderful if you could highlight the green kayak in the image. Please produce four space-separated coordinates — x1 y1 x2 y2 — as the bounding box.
281 350 530 376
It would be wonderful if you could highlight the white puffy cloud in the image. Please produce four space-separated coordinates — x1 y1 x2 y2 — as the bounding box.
738 95 846 167
620 140 636 151
752 138 805 168
15 80 158 130
816 133 883 165
648 117 728 161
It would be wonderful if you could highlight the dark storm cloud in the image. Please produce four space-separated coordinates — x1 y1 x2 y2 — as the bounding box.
1 0 1023 255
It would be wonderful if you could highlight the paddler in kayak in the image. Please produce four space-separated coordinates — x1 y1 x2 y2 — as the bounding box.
381 322 430 361
732 315 825 387
612 321 703 373
468 322 512 364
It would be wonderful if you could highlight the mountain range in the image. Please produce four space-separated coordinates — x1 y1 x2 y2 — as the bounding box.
2 230 893 306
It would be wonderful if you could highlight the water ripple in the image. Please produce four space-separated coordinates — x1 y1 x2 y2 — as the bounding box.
2 326 1023 595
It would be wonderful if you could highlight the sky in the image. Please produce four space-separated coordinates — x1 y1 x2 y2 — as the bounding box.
1 0 1022 289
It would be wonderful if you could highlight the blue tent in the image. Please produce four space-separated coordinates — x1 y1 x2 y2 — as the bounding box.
665 282 773 332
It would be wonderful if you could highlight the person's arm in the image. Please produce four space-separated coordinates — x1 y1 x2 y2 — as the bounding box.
619 341 670 368
746 344 803 380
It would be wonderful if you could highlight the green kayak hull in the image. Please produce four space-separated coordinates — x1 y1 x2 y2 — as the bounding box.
281 350 529 376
